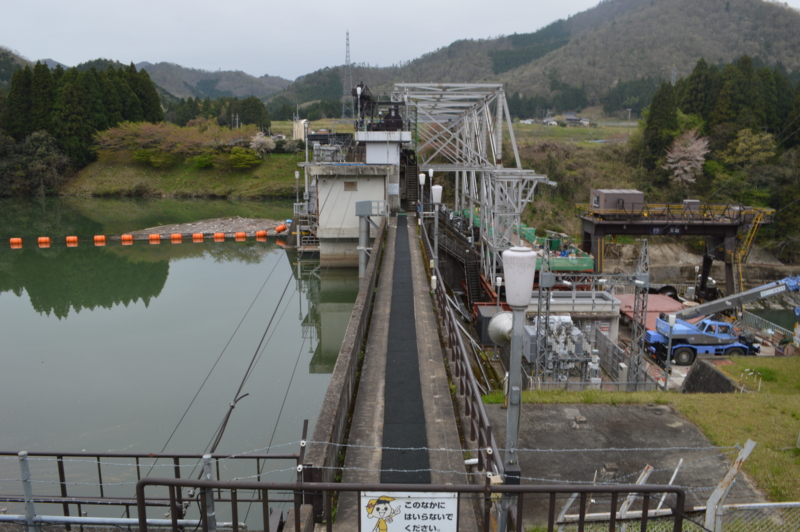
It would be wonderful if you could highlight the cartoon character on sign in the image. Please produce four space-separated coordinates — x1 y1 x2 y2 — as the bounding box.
365 496 401 532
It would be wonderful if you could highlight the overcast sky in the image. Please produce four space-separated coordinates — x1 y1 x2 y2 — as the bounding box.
4 0 800 81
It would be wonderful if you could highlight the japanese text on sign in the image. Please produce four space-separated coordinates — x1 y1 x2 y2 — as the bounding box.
360 492 458 532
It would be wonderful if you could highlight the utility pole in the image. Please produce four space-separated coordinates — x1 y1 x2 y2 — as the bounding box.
626 108 632 138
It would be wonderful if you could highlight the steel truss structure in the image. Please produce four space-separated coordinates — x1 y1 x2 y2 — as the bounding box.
391 83 556 280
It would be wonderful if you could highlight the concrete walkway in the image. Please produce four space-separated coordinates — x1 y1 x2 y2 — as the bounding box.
333 215 478 532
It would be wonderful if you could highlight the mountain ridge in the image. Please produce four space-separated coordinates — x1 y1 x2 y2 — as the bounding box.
4 0 800 109
269 0 800 108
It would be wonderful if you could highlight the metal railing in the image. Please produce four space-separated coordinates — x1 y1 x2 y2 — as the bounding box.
740 310 794 339
576 203 775 224
0 446 303 529
421 219 504 478
134 477 688 532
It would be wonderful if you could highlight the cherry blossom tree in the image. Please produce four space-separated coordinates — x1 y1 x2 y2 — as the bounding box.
249 132 275 158
662 128 709 184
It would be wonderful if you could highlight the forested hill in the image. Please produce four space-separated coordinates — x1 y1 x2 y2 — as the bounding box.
272 0 800 106
0 47 30 89
137 62 291 100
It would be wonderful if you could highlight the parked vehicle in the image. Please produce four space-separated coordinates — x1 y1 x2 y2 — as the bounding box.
646 276 799 365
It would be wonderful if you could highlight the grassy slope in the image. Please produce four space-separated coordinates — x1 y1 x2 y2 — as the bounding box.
485 356 800 501
63 150 304 198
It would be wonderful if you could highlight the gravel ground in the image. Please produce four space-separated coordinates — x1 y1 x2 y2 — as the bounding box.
122 216 289 240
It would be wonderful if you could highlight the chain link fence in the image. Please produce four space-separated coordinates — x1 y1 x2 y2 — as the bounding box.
555 504 800 531
557 511 707 531
720 503 800 532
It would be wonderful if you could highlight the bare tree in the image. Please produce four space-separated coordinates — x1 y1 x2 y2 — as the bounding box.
662 128 710 184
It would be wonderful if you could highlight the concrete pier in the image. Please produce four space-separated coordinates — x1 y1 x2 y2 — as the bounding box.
333 215 479 532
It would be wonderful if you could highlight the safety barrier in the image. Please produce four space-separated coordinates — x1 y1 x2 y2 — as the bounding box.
740 310 794 339
3 228 288 248
133 477 688 532
420 219 504 479
575 202 775 224
0 444 304 531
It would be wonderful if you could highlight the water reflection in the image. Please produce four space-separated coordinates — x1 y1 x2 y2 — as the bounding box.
0 239 358 452
0 199 359 527
0 245 169 318
288 251 360 374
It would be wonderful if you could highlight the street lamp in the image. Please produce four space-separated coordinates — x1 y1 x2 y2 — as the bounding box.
499 246 537 532
665 314 676 390
294 170 300 204
418 172 426 216
431 184 443 272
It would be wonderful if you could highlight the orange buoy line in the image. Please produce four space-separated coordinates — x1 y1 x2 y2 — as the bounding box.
5 225 290 249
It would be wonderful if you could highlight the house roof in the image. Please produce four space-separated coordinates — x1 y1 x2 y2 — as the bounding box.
616 294 702 330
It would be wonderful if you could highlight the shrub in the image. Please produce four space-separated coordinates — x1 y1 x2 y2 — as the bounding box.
192 153 215 169
133 149 177 168
229 147 261 170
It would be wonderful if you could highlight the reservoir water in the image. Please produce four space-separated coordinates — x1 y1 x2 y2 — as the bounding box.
0 198 358 521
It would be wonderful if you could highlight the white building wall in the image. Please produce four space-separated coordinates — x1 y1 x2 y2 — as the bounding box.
316 176 385 239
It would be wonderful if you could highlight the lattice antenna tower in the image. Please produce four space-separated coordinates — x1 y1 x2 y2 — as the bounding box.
342 31 355 120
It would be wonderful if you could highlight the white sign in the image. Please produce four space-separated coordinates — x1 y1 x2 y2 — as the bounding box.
360 492 458 532
760 285 786 298
388 183 400 196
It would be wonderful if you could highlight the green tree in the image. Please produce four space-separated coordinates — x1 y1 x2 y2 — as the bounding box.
30 62 55 133
97 69 124 127
4 65 33 141
774 69 795 129
137 69 164 123
782 90 800 148
720 129 775 168
757 67 778 133
80 68 108 131
52 64 64 84
0 88 7 131
237 96 270 128
51 80 95 166
681 59 712 118
643 82 678 166
108 67 143 122
744 71 766 129
18 131 69 195
709 64 744 128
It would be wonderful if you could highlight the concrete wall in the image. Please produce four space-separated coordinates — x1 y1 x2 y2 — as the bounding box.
680 359 737 393
304 218 387 495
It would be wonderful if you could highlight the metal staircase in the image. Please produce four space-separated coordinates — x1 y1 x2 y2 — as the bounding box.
464 252 483 305
404 165 419 210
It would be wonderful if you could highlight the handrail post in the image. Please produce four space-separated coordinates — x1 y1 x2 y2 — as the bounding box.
202 455 217 532
18 451 41 532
